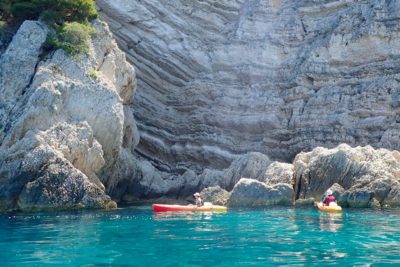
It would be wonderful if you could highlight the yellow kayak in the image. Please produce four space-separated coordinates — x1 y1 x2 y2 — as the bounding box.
317 202 342 212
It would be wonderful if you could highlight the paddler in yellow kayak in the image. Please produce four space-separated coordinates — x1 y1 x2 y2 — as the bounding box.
322 190 336 206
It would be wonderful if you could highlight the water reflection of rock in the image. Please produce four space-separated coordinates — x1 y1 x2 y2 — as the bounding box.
319 213 343 232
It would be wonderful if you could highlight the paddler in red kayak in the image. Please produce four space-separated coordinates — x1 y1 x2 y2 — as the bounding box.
193 192 203 207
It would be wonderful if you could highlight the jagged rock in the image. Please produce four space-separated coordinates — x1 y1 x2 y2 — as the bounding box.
221 152 271 190
327 183 346 197
98 0 400 173
228 178 293 207
41 122 105 190
264 162 294 185
104 147 137 201
176 169 199 198
0 21 48 115
294 144 400 207
0 20 138 211
383 183 400 207
198 168 224 190
121 160 189 200
369 197 381 209
0 127 115 212
200 186 229 206
130 161 168 198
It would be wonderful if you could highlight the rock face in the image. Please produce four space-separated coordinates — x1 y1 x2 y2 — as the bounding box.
200 186 229 206
97 0 400 173
0 20 138 211
294 144 400 207
228 178 293 207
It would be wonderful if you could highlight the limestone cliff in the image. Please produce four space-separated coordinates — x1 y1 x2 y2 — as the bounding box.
97 0 400 173
0 20 138 211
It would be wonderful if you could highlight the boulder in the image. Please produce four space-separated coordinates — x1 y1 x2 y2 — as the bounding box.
176 169 199 198
200 186 229 206
221 152 272 190
0 127 115 212
294 144 400 207
383 183 400 207
264 162 294 185
198 168 224 190
227 178 293 207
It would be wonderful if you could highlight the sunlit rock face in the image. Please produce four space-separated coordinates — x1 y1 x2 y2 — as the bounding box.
98 0 400 173
0 20 137 211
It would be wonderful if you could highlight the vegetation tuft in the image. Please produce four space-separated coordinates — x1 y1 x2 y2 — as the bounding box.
0 0 98 55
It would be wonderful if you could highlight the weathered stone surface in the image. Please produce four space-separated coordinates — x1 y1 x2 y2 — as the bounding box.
221 152 272 190
0 21 47 110
264 162 294 185
0 20 138 211
0 126 114 212
200 186 230 206
295 198 315 207
176 169 199 198
97 0 400 174
294 144 400 207
198 168 224 190
228 178 293 207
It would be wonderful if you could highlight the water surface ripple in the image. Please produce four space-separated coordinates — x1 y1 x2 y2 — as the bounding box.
0 207 399 266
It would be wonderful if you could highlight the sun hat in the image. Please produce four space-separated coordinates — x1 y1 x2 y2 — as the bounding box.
193 192 200 197
326 189 333 195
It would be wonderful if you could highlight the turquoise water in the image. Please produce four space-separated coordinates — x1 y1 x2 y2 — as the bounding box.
1 207 400 266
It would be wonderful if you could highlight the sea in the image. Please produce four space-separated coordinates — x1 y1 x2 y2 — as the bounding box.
1 206 399 266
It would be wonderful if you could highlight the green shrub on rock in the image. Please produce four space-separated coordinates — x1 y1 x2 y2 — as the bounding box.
47 21 96 55
10 1 42 21
1 0 98 55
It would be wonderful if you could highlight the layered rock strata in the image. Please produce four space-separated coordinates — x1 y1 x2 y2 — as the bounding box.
0 20 138 211
97 0 400 173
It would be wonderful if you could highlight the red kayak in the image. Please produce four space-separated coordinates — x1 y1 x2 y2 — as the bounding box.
152 204 227 212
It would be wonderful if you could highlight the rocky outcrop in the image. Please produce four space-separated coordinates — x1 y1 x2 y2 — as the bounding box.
294 144 400 207
264 162 294 185
221 152 272 190
228 178 293 207
97 0 400 174
200 186 229 206
0 20 138 211
117 152 272 203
